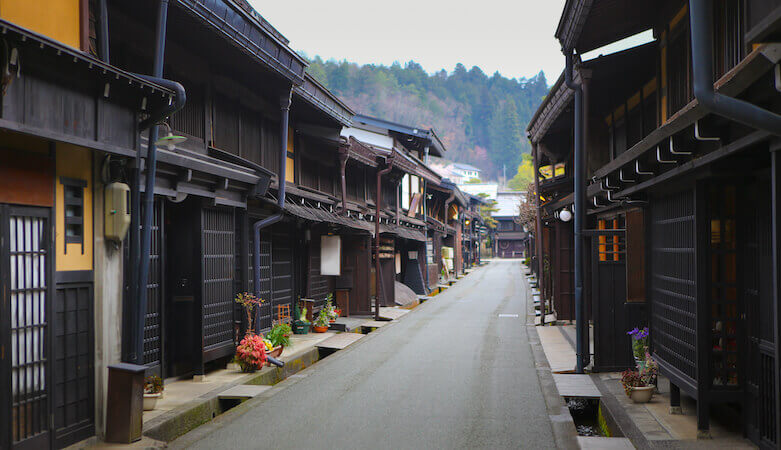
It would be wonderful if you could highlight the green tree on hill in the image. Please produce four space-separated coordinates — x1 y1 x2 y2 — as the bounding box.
306 58 548 179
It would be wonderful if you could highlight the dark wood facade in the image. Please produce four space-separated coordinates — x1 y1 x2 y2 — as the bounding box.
0 10 178 448
533 0 781 446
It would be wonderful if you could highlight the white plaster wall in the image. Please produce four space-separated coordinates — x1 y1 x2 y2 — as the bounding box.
341 127 394 150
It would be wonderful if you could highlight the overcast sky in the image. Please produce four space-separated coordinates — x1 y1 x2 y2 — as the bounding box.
249 0 568 82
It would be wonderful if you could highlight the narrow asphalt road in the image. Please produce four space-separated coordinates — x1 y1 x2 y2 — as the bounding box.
172 260 554 449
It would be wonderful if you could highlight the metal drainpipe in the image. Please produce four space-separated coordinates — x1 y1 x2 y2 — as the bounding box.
532 141 545 326
422 145 430 291
564 48 586 374
253 91 293 310
99 0 110 63
338 143 349 215
395 178 401 224
688 0 781 135
135 0 191 365
374 155 395 320
443 190 456 237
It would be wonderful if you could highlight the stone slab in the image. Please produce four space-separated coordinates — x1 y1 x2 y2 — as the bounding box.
552 374 602 398
217 385 272 400
537 326 576 373
534 314 557 326
360 320 388 330
314 332 364 350
576 437 634 449
378 307 409 320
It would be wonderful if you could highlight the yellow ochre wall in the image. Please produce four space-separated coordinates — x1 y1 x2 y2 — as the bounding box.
56 144 93 272
0 0 82 49
286 126 295 183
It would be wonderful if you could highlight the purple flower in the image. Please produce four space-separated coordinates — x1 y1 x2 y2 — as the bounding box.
627 327 639 336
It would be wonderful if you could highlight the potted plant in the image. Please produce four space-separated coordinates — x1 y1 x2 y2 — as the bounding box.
292 303 310 334
312 308 330 333
627 326 649 370
143 375 164 411
235 292 264 335
234 333 267 373
620 354 658 403
325 294 338 323
266 323 291 356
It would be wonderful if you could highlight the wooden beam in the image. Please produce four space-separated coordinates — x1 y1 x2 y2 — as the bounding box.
593 44 781 180
613 130 770 198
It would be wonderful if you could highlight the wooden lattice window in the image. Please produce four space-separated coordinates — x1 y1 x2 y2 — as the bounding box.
60 177 87 254
597 217 625 262
713 0 743 80
667 21 693 117
650 190 697 382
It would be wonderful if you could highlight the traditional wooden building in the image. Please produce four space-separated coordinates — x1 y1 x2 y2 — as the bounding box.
462 194 485 269
0 2 183 447
492 191 525 259
537 0 781 445
342 115 447 297
107 0 301 386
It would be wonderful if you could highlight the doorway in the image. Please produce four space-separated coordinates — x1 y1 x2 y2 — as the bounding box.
0 205 53 449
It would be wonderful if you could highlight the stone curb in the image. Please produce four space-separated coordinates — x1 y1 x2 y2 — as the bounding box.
143 346 320 442
522 264 580 450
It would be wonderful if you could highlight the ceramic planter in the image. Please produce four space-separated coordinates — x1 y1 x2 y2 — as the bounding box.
312 325 328 333
293 321 310 334
629 385 655 403
143 392 162 411
263 346 283 366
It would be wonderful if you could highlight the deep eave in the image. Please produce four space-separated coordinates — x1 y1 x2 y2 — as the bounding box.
527 71 574 143
353 114 446 157
0 19 177 98
176 0 307 85
556 0 657 53
294 74 354 127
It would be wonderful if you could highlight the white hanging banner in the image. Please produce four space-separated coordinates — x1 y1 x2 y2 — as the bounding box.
321 235 341 276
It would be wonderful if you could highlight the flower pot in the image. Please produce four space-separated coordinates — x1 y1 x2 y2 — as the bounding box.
312 325 328 333
293 321 310 334
143 392 162 411
264 346 283 366
629 385 655 403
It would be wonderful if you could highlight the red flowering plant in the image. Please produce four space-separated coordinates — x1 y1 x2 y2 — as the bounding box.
235 292 264 335
235 333 267 372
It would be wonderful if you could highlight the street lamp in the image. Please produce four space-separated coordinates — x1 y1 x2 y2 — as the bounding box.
559 208 572 222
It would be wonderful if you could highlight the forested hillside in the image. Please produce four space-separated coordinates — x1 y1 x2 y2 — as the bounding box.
306 58 549 179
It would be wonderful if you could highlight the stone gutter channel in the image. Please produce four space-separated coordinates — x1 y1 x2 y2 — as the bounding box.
144 344 322 442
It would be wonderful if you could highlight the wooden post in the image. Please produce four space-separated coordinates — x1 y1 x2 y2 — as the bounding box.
669 383 682 415
771 145 781 444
